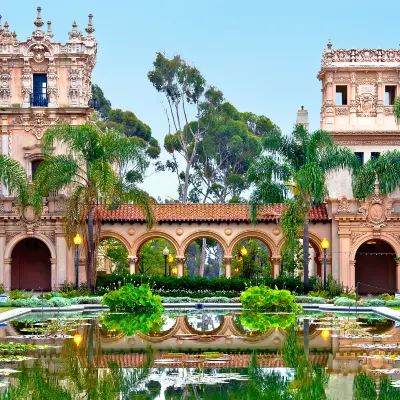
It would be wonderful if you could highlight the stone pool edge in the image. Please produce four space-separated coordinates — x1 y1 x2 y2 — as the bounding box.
0 303 399 323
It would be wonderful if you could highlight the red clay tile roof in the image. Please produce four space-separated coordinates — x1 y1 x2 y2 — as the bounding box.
101 203 329 223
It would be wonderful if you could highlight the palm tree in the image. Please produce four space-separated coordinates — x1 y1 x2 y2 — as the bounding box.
32 122 155 292
0 155 30 207
248 125 359 289
353 150 400 199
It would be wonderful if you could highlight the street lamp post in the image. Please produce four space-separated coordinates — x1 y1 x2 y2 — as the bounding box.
73 234 82 291
321 238 329 290
163 247 170 277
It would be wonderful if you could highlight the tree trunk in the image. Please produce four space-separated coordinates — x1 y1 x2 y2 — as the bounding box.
87 207 95 293
304 318 310 360
303 213 309 291
181 161 191 202
199 238 206 277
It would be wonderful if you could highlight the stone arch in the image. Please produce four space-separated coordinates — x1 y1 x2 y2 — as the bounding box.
5 232 56 259
99 230 132 254
131 230 180 257
277 231 325 257
350 233 400 261
228 230 279 258
180 230 229 258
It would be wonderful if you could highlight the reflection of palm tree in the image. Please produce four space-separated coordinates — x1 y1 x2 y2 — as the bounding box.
303 318 310 360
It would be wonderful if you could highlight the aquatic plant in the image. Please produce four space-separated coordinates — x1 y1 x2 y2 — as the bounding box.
241 285 300 312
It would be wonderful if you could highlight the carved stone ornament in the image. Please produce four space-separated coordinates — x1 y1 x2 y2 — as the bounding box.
23 111 66 140
359 178 394 230
338 196 351 213
224 228 232 236
351 232 367 245
356 80 377 117
40 230 56 245
5 231 21 244
0 69 11 106
335 107 349 116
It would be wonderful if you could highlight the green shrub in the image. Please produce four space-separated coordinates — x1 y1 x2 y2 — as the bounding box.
11 298 51 307
161 297 176 303
385 299 400 307
74 296 103 304
334 297 356 307
201 297 230 303
240 311 296 332
241 285 299 312
47 297 72 307
377 293 394 301
230 297 241 303
9 289 33 300
362 299 385 307
102 283 163 313
339 292 358 300
161 297 192 303
296 296 326 304
308 290 330 299
96 273 303 296
0 301 13 307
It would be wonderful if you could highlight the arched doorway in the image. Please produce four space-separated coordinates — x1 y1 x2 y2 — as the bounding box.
11 238 51 291
355 239 396 294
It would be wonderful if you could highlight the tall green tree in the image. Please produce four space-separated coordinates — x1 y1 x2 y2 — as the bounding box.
0 155 29 207
148 52 222 202
248 125 359 288
32 122 155 292
92 85 161 160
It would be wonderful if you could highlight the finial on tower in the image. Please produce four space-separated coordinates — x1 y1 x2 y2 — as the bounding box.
47 20 53 38
72 21 78 31
4 22 9 32
0 15 3 31
327 38 332 50
85 14 95 36
34 6 44 29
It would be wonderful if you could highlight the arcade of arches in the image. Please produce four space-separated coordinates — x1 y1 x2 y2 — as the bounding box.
2 194 400 292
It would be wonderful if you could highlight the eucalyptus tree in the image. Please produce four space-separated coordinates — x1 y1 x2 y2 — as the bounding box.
248 124 359 288
148 52 223 202
32 122 155 292
0 155 30 207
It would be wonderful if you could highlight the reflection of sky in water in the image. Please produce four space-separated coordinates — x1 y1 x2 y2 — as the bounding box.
186 314 223 332
160 317 176 331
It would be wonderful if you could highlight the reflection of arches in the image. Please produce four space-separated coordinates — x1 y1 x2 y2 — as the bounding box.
354 239 397 294
181 231 229 257
229 230 278 258
11 238 52 290
132 231 179 256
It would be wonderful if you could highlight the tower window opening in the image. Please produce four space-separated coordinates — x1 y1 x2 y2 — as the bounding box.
371 152 380 161
354 152 364 165
336 85 348 105
385 86 397 106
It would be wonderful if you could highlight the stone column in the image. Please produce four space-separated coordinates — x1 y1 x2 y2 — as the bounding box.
78 258 86 285
3 258 11 291
376 72 384 125
127 256 138 275
339 234 352 289
271 257 281 278
0 232 5 289
51 258 57 290
175 257 186 278
349 259 356 292
349 72 357 125
56 232 67 287
325 72 334 126
396 261 400 292
223 257 233 278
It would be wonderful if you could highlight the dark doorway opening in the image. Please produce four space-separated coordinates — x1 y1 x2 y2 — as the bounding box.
11 238 51 291
355 239 396 294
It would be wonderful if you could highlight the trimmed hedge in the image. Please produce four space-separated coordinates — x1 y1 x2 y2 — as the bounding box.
96 273 304 296
362 299 385 307
334 298 357 306
385 300 400 307
295 296 326 304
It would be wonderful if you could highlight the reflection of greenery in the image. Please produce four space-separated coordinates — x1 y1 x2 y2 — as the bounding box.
352 372 400 399
240 311 296 332
101 310 164 336
241 285 300 312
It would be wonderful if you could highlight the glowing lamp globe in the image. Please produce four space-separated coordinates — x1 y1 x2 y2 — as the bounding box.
240 246 248 256
162 247 170 256
167 254 174 263
321 238 329 250
171 267 178 275
73 233 82 246
73 333 83 346
321 329 330 341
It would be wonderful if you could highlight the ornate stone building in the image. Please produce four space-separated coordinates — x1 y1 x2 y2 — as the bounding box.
0 8 96 290
1 17 400 294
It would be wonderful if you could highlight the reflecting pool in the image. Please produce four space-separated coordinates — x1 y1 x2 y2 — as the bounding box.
0 310 399 399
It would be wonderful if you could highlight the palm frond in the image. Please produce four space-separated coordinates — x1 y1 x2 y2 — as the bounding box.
247 156 291 184
318 145 360 174
294 162 327 204
0 155 30 208
352 159 377 199
307 130 333 162
375 150 400 195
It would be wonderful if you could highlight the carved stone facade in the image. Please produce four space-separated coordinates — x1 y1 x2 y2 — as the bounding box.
0 7 96 291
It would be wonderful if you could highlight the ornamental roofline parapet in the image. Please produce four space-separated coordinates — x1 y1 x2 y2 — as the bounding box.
318 39 400 78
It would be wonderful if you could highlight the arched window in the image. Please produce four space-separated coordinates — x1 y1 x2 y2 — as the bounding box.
31 159 43 180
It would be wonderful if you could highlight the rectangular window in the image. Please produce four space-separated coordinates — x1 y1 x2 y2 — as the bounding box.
31 74 48 107
355 152 364 165
336 85 348 105
371 152 380 161
385 86 397 106
31 159 43 180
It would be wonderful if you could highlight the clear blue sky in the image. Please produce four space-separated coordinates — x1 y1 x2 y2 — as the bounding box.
4 1 400 199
